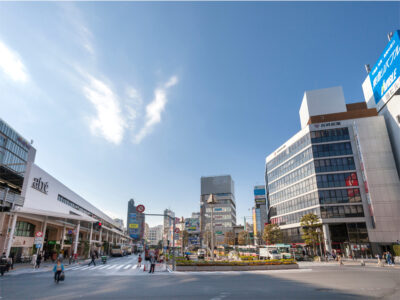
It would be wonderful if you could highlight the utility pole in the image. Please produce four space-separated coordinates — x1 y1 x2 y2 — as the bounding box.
207 194 215 261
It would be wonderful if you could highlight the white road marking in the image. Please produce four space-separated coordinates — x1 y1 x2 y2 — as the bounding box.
106 265 117 270
98 265 109 269
132 264 137 269
68 266 83 270
115 265 124 270
123 265 131 269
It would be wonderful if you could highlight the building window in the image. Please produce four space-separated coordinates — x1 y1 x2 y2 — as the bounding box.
314 157 355 173
316 172 359 188
15 221 35 237
312 142 353 158
319 188 361 204
320 205 364 218
311 128 350 144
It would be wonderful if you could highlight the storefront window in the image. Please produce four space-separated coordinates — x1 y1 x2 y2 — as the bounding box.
15 221 35 237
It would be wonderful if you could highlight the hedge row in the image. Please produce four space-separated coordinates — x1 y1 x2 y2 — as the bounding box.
176 259 296 266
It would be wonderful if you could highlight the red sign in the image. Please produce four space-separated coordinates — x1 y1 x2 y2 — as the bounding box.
136 205 145 213
35 231 43 238
174 228 180 234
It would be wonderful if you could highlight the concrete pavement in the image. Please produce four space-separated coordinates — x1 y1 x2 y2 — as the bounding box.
1 258 400 299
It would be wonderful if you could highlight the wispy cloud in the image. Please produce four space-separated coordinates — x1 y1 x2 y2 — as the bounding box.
0 40 28 82
82 73 126 145
134 76 179 144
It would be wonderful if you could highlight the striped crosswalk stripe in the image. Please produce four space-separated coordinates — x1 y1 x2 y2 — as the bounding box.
123 265 131 270
114 265 124 270
131 264 137 269
68 266 84 271
98 265 109 269
106 265 117 270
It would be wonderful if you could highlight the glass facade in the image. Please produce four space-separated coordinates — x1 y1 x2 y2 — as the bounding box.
15 221 35 237
267 126 368 246
0 119 31 176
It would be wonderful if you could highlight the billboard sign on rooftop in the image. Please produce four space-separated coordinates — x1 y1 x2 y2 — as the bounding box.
369 30 400 106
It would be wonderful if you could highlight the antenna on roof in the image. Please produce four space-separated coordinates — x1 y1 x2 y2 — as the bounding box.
365 64 371 74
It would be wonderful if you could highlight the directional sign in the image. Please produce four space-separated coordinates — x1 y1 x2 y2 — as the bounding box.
174 228 180 234
35 243 42 248
136 204 145 213
35 231 43 238
34 237 43 244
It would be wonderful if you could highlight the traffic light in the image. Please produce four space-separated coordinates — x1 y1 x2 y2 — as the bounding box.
93 221 102 231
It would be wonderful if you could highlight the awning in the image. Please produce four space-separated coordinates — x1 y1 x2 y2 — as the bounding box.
12 206 97 223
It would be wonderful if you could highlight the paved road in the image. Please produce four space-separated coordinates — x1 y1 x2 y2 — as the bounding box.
1 257 400 299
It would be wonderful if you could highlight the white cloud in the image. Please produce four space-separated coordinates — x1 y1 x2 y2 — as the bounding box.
82 74 126 145
134 76 178 143
0 40 28 82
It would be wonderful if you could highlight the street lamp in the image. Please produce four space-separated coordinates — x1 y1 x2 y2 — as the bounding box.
207 194 216 261
316 227 323 261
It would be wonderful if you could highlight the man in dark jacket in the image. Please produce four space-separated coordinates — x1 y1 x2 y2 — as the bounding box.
149 255 156 273
88 251 96 266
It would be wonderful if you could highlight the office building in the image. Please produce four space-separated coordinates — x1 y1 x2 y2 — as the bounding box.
185 212 200 248
253 185 268 244
266 86 400 256
362 30 400 178
148 225 163 246
200 175 236 246
127 199 145 241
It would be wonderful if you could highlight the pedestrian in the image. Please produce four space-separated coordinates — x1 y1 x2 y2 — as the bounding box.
138 254 142 268
9 253 14 269
88 251 96 266
36 252 42 269
32 253 37 269
149 255 156 273
338 254 343 266
387 251 392 265
53 258 64 284
95 250 99 259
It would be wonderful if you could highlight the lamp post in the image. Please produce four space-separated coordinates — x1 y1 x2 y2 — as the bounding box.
316 227 323 261
207 194 215 261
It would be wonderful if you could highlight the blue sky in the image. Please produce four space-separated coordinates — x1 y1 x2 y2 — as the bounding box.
0 2 399 227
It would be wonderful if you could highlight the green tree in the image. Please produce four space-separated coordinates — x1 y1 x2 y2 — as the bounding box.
262 224 283 245
300 213 322 256
224 231 235 246
238 231 250 245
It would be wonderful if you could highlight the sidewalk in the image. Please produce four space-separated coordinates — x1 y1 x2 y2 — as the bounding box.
298 259 400 269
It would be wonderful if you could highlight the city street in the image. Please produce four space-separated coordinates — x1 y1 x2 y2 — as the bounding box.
1 257 400 299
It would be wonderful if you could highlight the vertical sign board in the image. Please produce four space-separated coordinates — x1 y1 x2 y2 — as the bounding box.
369 30 400 108
128 213 139 239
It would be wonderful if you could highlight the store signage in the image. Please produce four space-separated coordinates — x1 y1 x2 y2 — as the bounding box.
312 122 341 129
255 199 266 205
32 177 49 194
129 223 139 229
369 30 400 105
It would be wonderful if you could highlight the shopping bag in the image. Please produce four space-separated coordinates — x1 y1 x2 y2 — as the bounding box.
59 272 65 281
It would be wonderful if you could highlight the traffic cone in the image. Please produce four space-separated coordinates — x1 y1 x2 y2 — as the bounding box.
143 264 146 271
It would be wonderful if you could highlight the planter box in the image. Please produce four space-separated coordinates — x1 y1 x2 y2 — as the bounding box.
175 263 298 272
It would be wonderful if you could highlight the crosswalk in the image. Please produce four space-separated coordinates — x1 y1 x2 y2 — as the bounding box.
65 262 166 275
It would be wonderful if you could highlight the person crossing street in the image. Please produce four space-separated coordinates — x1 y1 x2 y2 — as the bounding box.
137 254 142 268
53 259 64 284
88 250 96 266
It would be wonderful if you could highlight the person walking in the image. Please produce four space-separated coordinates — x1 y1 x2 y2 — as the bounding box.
88 251 96 266
32 253 37 269
36 252 42 269
387 251 393 265
137 254 142 268
53 259 64 284
149 255 156 273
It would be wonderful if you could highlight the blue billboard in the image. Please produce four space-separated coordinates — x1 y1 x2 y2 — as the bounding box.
254 188 265 196
369 30 400 105
128 213 139 239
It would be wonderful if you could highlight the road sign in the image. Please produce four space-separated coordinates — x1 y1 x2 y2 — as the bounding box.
136 204 145 213
174 228 180 234
35 231 43 238
34 237 43 244
35 243 42 248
